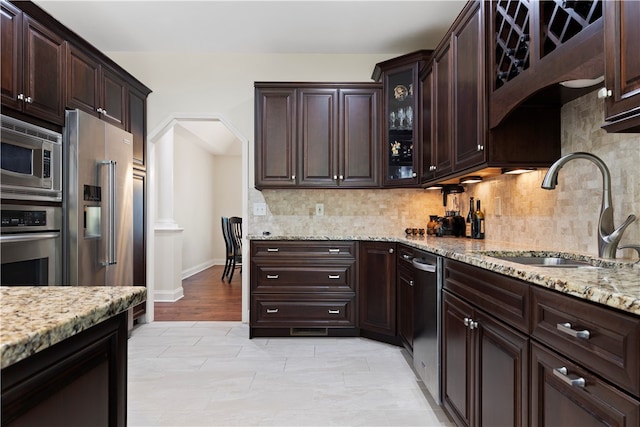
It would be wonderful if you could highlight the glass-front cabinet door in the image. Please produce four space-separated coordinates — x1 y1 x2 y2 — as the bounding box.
373 51 432 187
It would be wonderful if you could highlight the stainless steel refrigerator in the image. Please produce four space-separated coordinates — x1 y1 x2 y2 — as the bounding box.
64 109 133 286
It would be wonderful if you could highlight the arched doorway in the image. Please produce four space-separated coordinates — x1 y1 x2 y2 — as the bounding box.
145 114 249 322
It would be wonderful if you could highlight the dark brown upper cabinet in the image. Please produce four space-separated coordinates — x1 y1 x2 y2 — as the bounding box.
1 2 66 125
66 44 127 130
372 51 432 188
421 0 561 187
489 0 604 129
601 0 640 133
420 45 453 182
254 82 381 190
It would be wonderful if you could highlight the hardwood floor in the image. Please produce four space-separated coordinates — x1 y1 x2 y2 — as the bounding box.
153 265 242 321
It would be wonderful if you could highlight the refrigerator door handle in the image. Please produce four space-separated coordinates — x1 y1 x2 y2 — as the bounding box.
100 160 118 266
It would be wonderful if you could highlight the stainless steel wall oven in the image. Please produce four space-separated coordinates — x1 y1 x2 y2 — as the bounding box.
1 205 62 286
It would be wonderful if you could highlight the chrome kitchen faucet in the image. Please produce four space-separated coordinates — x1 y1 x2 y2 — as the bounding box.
541 152 637 259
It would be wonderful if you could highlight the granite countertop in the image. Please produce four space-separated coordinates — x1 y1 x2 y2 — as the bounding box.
0 286 146 369
248 233 640 316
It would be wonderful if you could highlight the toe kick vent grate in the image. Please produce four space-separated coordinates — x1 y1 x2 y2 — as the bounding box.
290 328 328 336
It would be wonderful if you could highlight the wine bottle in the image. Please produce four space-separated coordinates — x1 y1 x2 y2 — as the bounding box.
473 199 485 239
466 197 474 238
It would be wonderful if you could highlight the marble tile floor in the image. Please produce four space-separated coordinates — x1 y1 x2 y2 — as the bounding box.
128 321 455 427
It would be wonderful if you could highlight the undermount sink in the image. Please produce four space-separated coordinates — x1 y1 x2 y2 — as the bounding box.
490 256 594 268
476 251 635 269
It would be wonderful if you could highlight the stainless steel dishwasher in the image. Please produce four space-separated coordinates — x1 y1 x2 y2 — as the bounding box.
411 250 442 404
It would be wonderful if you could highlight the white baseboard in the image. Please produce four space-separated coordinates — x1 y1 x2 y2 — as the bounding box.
154 287 184 302
181 259 219 280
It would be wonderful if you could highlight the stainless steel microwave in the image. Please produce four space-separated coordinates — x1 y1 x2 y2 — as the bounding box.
0 115 62 201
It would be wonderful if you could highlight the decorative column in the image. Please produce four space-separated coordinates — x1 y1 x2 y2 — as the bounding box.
153 127 184 302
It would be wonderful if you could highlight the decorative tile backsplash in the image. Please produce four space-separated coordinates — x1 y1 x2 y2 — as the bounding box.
248 91 640 259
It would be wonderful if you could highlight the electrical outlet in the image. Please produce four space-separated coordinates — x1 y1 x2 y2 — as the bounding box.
253 203 267 216
315 203 324 216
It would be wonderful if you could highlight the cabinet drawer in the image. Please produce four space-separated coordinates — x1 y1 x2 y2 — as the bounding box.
443 259 530 333
251 262 355 292
251 294 356 327
251 241 356 259
532 286 640 397
531 341 640 426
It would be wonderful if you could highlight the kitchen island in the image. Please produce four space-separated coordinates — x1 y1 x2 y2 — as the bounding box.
1 286 146 427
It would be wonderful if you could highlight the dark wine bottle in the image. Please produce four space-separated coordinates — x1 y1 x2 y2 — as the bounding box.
466 197 474 238
473 199 485 239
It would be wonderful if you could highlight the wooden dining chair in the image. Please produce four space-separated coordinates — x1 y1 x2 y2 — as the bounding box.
226 216 242 283
221 217 234 281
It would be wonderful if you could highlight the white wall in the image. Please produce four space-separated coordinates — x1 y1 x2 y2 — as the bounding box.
173 130 242 279
212 154 243 262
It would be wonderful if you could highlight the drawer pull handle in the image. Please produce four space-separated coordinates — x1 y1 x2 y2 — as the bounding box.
267 248 279 252
266 274 279 279
266 308 279 314
557 322 590 339
553 367 586 388
328 275 340 279
328 309 340 314
328 248 340 253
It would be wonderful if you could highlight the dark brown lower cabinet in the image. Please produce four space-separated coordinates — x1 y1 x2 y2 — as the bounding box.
442 290 529 427
249 240 357 337
358 241 397 341
531 341 640 427
1 311 128 427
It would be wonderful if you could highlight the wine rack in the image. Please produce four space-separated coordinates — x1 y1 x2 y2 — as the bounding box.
494 0 603 90
541 0 602 57
495 0 531 89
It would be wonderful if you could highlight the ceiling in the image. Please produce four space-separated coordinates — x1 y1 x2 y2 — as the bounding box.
33 1 466 156
33 1 466 54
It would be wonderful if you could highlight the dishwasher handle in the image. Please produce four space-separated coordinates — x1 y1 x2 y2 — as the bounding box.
412 258 437 273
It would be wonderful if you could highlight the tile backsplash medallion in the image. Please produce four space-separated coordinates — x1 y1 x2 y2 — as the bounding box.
249 91 640 259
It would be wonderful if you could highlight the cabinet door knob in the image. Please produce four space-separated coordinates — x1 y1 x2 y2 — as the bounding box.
17 93 24 101
477 144 484 151
470 320 478 330
409 280 414 287
553 367 586 388
556 322 590 339
464 317 471 326
24 96 33 103
97 107 103 113
339 175 344 180
597 87 612 99
266 308 279 314
388 248 394 254
291 175 296 180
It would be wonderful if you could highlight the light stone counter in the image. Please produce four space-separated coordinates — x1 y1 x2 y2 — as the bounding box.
0 286 146 369
248 234 640 316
